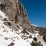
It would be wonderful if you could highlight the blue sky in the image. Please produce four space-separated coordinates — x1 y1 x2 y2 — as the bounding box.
20 0 46 27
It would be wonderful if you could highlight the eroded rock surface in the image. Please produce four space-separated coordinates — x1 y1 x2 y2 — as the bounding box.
0 0 32 32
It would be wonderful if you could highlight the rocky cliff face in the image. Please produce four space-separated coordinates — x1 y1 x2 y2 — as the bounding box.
0 0 32 32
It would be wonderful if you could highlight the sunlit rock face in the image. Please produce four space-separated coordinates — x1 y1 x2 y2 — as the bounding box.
0 0 32 32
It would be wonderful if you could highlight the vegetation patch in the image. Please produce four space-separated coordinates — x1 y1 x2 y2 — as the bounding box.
4 37 8 40
29 35 32 38
31 41 43 46
43 35 46 42
33 37 37 41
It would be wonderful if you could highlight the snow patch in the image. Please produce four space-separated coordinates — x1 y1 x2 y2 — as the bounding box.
31 24 38 27
0 10 7 18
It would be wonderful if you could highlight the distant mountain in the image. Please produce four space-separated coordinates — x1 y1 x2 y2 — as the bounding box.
0 0 46 46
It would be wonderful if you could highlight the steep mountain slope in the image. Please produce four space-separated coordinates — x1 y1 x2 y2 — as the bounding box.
0 0 46 46
0 9 46 46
